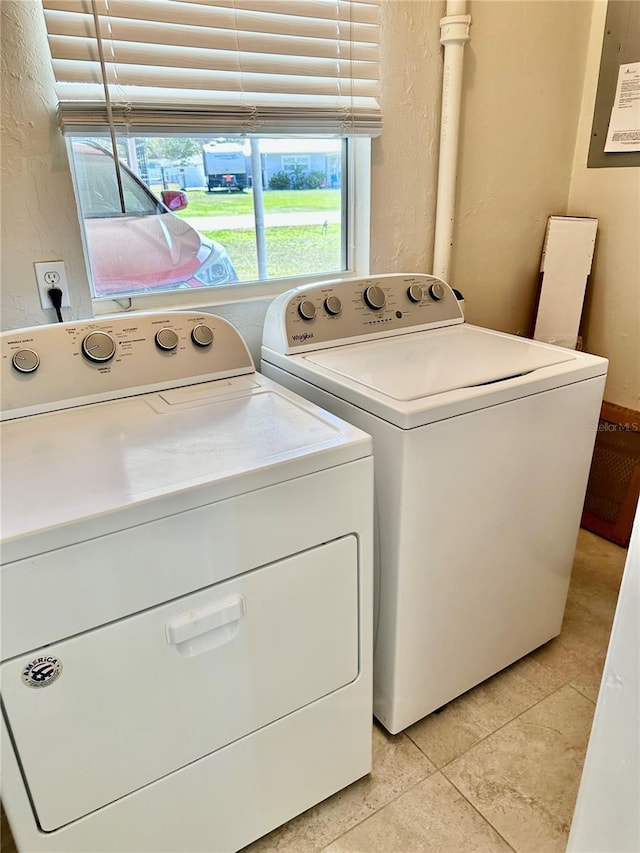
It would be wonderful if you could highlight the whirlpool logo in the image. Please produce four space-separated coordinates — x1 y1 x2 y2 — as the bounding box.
292 332 314 342
22 655 63 689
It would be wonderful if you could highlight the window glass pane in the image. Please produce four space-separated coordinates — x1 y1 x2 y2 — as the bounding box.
68 136 346 299
74 142 160 218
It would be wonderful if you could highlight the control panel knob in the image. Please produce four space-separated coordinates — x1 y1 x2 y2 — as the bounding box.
12 348 40 374
324 296 342 316
82 331 116 363
298 300 317 321
191 324 214 347
407 284 424 303
363 285 386 311
429 281 446 301
155 328 179 352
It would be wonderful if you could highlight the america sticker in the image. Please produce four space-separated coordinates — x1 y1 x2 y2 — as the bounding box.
21 655 62 688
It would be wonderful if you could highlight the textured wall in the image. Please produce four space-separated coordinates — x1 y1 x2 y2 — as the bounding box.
370 0 444 274
451 0 593 336
1 0 93 329
198 297 274 367
568 1 640 410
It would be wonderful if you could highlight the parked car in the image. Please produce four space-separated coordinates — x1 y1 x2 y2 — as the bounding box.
70 141 238 296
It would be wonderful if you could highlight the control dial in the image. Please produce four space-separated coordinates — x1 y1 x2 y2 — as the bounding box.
191 324 214 347
298 300 317 321
363 285 386 311
82 331 116 363
429 281 446 301
407 284 424 303
324 296 342 316
155 328 179 351
12 348 40 374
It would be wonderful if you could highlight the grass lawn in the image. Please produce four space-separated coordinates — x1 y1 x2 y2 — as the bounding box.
153 188 341 217
205 224 343 280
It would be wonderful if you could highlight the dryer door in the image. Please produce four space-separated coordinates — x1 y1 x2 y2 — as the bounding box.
1 535 359 830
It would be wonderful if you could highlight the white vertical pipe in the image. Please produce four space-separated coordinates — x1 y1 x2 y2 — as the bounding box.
432 1 471 284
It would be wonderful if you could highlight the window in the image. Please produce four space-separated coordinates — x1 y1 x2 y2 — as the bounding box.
41 0 381 304
282 155 311 172
67 133 348 298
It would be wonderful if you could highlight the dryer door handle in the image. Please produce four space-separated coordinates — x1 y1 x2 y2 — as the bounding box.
166 594 246 657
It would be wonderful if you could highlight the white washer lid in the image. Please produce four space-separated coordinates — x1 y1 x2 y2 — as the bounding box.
0 374 371 562
303 325 576 400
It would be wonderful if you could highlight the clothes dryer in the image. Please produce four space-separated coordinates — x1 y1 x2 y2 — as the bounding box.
0 311 373 851
262 273 607 734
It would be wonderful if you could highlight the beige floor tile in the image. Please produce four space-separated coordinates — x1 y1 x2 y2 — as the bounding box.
567 573 621 627
532 531 625 709
243 723 435 852
530 636 587 683
323 772 512 853
443 684 596 853
571 529 627 592
406 655 566 768
562 575 622 703
531 596 611 685
570 666 605 703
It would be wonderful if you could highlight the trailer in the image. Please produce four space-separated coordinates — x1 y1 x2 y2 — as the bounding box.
202 143 248 192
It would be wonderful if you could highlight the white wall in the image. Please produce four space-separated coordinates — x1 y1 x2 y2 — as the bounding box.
568 502 640 852
568 1 640 410
0 0 93 327
451 0 593 336
370 0 444 274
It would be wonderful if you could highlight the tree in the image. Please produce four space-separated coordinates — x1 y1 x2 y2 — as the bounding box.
142 138 201 162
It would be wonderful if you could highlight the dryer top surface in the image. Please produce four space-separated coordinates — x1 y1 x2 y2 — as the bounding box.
0 374 370 562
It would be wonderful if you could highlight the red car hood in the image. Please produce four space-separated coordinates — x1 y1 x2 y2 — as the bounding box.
85 213 210 295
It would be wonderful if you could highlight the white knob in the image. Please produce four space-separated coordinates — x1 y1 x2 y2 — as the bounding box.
364 285 386 310
407 284 423 303
155 328 179 351
82 331 116 363
324 296 342 316
429 282 446 301
192 324 214 347
12 349 40 374
298 300 317 321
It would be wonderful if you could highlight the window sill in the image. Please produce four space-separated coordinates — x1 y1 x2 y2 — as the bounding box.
92 271 361 316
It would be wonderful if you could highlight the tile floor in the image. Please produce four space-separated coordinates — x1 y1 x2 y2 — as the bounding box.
0 529 627 853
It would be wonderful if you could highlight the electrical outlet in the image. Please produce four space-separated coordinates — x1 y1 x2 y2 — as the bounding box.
34 261 71 310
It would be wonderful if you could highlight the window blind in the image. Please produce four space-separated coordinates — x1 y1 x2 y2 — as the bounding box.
41 0 382 136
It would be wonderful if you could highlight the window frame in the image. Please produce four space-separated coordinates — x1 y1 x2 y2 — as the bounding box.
79 137 371 316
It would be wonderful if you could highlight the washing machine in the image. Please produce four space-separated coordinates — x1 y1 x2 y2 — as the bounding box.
0 311 373 852
262 273 608 734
